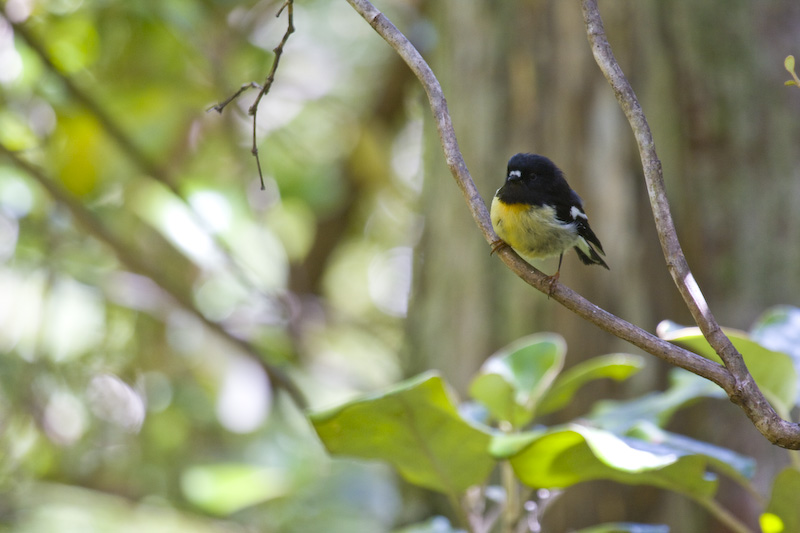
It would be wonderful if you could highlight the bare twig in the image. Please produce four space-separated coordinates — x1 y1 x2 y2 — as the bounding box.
581 0 800 448
210 0 295 190
0 146 307 410
345 0 800 448
207 81 262 113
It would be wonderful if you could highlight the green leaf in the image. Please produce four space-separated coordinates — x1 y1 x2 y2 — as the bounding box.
503 425 717 499
588 369 725 434
573 523 670 533
309 372 495 495
658 324 797 417
537 353 645 416
763 467 800 533
785 55 796 73
785 80 798 86
489 428 548 459
625 422 755 485
469 333 566 427
180 463 290 516
751 306 800 381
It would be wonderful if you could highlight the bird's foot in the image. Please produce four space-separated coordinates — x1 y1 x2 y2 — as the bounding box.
545 271 560 298
490 239 509 255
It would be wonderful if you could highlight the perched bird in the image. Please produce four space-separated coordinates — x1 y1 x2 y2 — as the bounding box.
490 153 608 291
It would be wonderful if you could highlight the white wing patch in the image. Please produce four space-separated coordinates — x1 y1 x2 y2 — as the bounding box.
570 205 588 220
509 170 522 179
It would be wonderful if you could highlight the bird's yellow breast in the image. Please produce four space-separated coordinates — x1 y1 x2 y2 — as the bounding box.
490 196 579 261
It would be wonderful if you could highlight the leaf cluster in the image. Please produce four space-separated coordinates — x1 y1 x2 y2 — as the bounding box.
311 311 800 532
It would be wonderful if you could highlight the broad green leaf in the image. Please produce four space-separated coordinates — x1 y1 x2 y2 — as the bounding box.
469 333 566 427
574 523 669 533
762 467 800 533
625 422 754 485
309 372 495 495
180 463 290 516
489 429 547 459
658 323 797 417
785 55 796 73
751 306 800 390
503 425 717 499
588 369 725 434
537 353 645 416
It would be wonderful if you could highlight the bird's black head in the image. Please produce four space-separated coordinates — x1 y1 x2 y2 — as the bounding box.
506 153 562 184
497 153 570 205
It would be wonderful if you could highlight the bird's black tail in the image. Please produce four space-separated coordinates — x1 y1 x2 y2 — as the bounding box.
574 245 609 270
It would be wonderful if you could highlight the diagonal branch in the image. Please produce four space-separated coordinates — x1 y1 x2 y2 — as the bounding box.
0 146 307 410
581 0 800 448
345 0 800 448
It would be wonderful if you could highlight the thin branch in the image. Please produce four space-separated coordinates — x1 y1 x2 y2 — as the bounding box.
0 146 307 410
209 0 295 190
345 0 800 448
207 81 262 113
581 0 800 449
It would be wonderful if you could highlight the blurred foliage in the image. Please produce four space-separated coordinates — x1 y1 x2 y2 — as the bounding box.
0 0 417 531
1 0 800 532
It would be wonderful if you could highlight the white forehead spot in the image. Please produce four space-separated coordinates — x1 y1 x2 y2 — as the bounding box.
570 206 588 220
509 170 522 178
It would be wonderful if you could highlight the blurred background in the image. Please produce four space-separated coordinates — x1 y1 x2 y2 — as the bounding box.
1 0 799 531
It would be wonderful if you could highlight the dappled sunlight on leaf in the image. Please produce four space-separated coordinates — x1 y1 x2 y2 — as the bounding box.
501 425 718 499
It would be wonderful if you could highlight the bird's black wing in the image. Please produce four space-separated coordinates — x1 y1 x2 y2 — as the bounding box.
552 190 605 254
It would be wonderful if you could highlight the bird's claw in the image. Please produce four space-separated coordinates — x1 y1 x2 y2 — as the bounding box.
490 239 509 255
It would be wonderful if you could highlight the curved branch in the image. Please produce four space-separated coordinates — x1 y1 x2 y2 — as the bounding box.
346 0 800 448
581 0 800 448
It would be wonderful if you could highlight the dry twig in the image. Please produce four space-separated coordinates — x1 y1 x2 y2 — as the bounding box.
209 0 295 190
